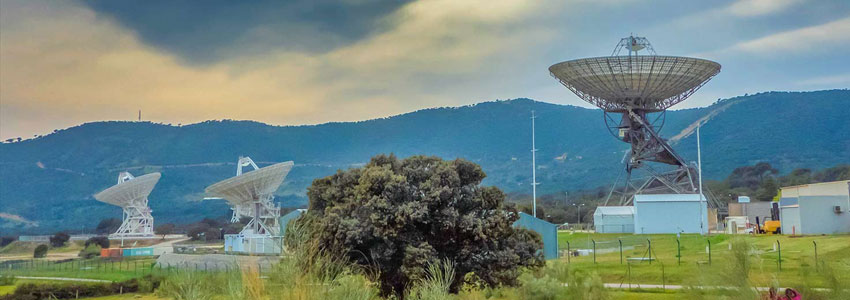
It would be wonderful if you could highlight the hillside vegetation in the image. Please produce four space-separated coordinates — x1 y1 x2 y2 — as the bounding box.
1 90 848 233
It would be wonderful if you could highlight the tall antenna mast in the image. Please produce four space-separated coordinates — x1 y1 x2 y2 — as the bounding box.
531 110 539 218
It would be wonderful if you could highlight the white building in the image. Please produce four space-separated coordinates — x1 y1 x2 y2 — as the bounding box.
779 180 850 235
593 206 635 233
634 194 708 234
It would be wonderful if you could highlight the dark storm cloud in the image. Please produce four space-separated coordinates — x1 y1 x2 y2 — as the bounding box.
81 0 411 64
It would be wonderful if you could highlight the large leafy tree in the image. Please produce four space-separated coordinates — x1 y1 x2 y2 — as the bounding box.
305 154 544 295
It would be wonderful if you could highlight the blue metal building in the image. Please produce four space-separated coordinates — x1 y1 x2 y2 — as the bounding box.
779 180 850 235
634 194 708 234
513 212 559 260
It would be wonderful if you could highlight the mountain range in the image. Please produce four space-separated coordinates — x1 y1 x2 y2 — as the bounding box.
1 89 848 234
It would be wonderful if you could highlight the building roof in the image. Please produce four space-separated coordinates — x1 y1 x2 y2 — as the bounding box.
780 180 850 190
634 194 707 203
594 206 635 215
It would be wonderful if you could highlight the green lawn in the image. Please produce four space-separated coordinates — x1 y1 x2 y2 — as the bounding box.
2 257 161 282
556 231 850 288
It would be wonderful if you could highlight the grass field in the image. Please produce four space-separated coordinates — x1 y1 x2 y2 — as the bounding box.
2 232 847 299
1 257 160 282
556 231 850 288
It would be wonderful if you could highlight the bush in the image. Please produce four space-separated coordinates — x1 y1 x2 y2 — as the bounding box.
78 244 101 259
155 223 176 239
33 244 48 258
49 232 70 248
0 275 16 285
304 155 544 295
85 236 109 248
95 218 121 234
187 223 222 241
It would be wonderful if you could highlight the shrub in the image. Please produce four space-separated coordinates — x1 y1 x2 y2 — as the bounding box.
187 223 222 241
33 244 48 258
49 232 70 248
0 275 16 285
156 271 227 300
304 154 544 295
78 244 101 259
95 218 121 234
85 236 109 248
155 223 176 239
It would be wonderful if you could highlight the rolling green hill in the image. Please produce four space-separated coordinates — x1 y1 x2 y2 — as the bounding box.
1 90 848 233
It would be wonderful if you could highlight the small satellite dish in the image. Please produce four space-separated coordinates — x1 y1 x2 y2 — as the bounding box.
205 157 293 236
94 172 160 239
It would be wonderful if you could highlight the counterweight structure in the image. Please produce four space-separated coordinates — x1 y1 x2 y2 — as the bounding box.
94 172 160 239
549 36 721 206
205 157 292 236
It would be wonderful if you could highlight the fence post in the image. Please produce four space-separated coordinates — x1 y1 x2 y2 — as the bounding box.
647 239 652 265
592 239 596 264
677 238 681 265
566 241 570 264
707 239 712 266
813 241 818 271
619 239 623 264
777 240 781 271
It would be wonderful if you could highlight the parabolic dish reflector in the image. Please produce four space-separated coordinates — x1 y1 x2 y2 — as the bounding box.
205 161 294 207
549 55 720 112
94 173 161 207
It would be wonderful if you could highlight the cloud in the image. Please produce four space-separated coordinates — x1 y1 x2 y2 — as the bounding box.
729 17 850 55
0 0 556 140
726 0 803 17
798 73 850 86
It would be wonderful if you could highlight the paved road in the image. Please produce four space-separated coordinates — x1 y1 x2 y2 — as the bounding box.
151 236 190 256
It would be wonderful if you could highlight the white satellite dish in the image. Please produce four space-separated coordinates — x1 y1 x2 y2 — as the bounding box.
205 157 293 236
94 172 160 239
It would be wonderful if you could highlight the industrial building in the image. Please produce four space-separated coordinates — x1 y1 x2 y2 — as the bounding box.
592 206 635 233
513 212 558 260
779 180 850 235
634 194 708 234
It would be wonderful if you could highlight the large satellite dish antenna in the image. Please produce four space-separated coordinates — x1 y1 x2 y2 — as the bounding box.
549 35 722 207
205 157 293 236
94 172 160 239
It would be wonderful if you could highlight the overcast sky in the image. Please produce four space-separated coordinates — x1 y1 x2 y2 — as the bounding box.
1 0 848 140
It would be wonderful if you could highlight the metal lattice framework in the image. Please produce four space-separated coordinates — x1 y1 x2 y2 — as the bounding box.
549 36 722 207
205 157 293 236
94 172 160 239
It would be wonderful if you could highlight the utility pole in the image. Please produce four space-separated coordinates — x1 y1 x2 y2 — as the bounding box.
138 110 141 121
531 111 539 218
565 192 569 208
697 124 705 235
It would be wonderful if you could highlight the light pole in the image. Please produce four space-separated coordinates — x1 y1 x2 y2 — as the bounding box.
697 124 705 235
572 203 585 227
531 111 539 218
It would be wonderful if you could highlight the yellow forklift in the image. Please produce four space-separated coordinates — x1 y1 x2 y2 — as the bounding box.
754 202 781 234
